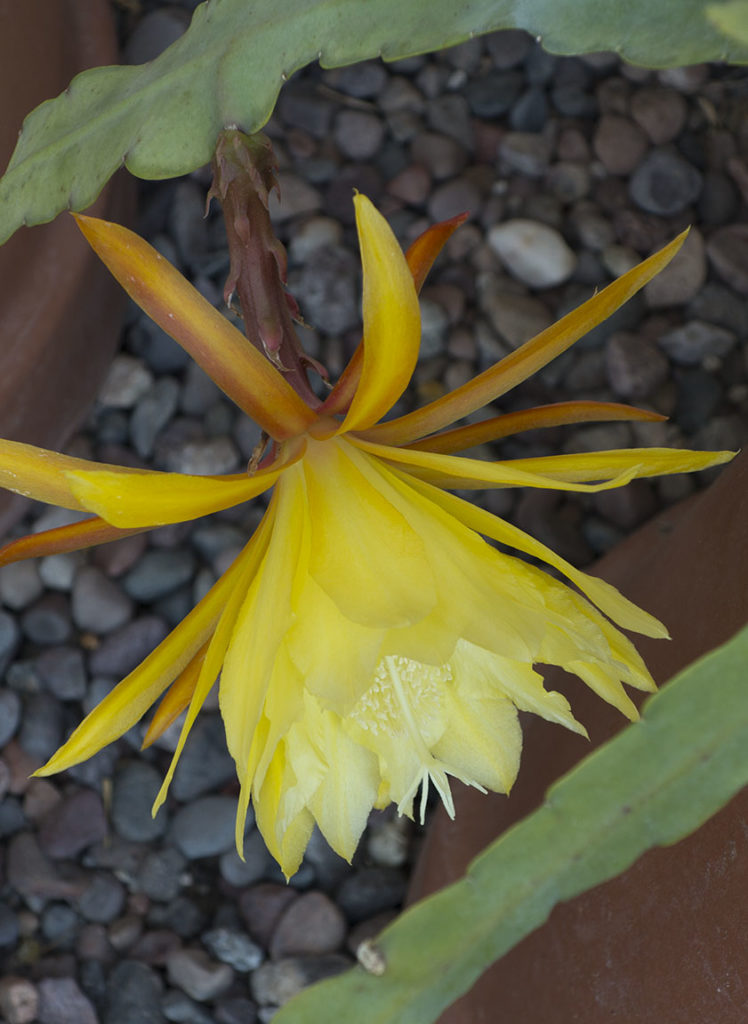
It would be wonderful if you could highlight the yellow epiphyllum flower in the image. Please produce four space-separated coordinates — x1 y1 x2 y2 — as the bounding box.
0 196 734 877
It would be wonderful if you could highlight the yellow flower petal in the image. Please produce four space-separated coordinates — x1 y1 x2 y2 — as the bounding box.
451 640 587 737
66 444 303 528
339 195 421 433
402 472 667 639
0 437 139 511
220 473 310 802
504 447 736 483
406 401 666 455
303 438 436 628
254 745 316 878
75 215 317 440
151 509 276 815
362 229 689 446
322 212 466 418
352 437 639 493
431 685 522 795
291 695 379 862
35 541 254 776
141 644 208 749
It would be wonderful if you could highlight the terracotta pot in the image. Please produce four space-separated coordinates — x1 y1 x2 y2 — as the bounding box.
409 451 748 1023
0 0 133 531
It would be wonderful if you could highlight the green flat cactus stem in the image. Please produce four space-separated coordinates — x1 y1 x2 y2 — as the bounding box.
0 0 747 245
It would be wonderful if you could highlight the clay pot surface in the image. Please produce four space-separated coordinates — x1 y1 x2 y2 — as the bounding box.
409 451 748 1023
0 0 132 531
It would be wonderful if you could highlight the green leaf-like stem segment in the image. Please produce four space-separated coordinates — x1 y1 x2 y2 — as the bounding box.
1 0 747 244
273 624 748 1024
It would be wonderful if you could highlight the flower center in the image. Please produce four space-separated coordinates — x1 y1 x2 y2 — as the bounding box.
349 654 459 821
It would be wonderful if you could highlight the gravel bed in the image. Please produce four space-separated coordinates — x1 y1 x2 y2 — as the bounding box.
0 3 747 1020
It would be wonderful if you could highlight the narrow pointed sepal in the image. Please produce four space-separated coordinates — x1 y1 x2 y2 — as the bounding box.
339 195 421 433
74 215 317 440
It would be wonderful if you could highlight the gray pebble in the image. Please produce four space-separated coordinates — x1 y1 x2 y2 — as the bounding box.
215 997 258 1024
133 318 191 374
72 566 134 635
499 131 551 177
190 523 246 563
162 990 214 1024
687 282 748 337
0 977 39 1024
250 955 351 1007
629 148 703 215
0 561 44 610
698 170 739 226
510 86 548 132
37 977 97 1024
336 867 407 922
40 902 79 947
171 714 235 803
123 548 196 604
479 283 552 349
270 891 346 958
333 60 388 98
98 354 154 410
675 369 723 433
551 83 597 117
525 44 557 84
148 895 206 940
427 94 473 148
296 245 359 334
170 180 210 270
170 795 246 860
166 947 234 1002
606 333 672 401
594 479 658 530
593 114 648 176
203 927 264 971
89 615 169 677
138 847 187 903
488 219 576 289
427 176 481 223
111 760 169 843
131 377 180 459
0 688 22 748
466 71 521 118
630 87 688 144
21 594 72 646
268 173 322 222
0 901 19 948
658 320 736 366
0 796 27 838
278 93 334 138
161 437 240 476
6 831 85 904
39 553 80 592
180 362 222 416
486 29 532 68
644 228 706 307
411 132 467 180
35 646 87 701
334 110 385 161
218 832 272 888
104 960 163 1024
18 692 63 761
125 7 189 63
38 788 107 859
706 224 748 294
78 872 127 923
